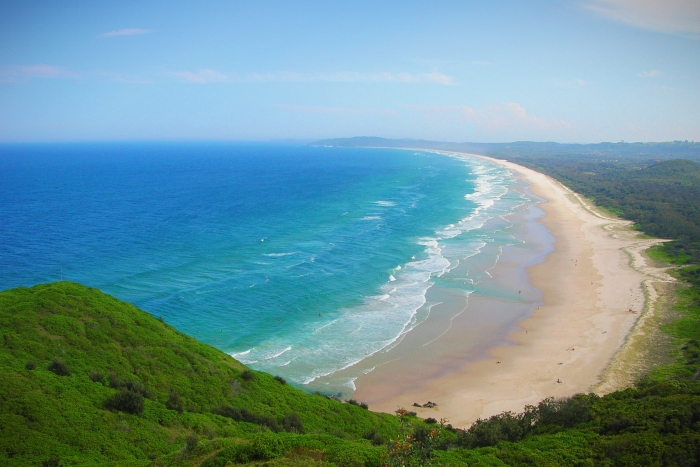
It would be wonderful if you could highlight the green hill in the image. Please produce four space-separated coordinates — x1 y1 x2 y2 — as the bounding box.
4 279 700 466
0 282 404 466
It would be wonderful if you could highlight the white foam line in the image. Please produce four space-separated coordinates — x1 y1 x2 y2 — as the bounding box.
260 150 533 387
265 346 292 360
422 296 471 348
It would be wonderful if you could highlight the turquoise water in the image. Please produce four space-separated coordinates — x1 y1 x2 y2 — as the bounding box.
0 143 527 390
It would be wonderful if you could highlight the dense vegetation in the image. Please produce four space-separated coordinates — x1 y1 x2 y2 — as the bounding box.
313 137 700 163
4 140 700 465
0 282 407 466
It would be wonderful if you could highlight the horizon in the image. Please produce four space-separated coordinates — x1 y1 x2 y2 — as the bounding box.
1 1 699 143
0 137 698 146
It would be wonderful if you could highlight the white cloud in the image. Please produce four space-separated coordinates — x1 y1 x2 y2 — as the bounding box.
100 28 151 37
582 0 700 38
0 65 78 82
173 69 454 85
411 103 573 134
638 69 663 77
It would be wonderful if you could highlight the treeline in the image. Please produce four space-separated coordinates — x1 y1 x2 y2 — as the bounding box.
312 137 700 162
520 159 700 238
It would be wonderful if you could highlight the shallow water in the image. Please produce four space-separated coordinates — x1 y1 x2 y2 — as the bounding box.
0 143 529 391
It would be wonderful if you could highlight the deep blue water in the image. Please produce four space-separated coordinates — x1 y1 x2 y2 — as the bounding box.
0 142 524 388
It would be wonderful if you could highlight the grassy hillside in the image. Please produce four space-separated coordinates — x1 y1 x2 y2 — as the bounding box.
3 275 700 466
0 282 405 466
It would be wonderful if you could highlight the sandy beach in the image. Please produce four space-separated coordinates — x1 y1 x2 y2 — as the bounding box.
353 152 673 428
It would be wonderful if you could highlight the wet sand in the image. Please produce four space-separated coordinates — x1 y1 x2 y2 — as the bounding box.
353 153 670 427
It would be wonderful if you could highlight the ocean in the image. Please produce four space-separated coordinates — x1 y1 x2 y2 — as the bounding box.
0 142 536 393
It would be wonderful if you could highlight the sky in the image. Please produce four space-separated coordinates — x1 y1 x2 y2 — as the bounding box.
0 0 699 143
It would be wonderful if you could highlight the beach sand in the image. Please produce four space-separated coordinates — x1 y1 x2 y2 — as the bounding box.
353 153 673 428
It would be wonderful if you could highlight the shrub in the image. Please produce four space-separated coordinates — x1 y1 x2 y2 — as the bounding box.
536 395 593 428
108 373 122 388
425 417 437 424
184 434 198 452
166 390 184 413
89 371 105 383
105 375 152 398
282 412 303 433
274 375 286 385
364 429 387 446
25 361 36 370
123 380 152 398
212 405 280 432
360 402 369 409
241 370 255 381
459 412 525 448
107 389 145 414
47 359 70 376
347 399 359 406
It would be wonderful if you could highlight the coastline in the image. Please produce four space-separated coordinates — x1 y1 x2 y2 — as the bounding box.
353 152 671 427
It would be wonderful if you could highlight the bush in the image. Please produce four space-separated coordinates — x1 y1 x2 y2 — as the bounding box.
89 371 105 383
274 375 286 385
47 359 70 376
536 395 593 428
166 390 184 413
213 405 280 432
241 370 254 381
425 417 437 424
108 373 122 388
346 399 369 409
282 412 303 433
459 412 525 448
123 380 152 398
184 434 198 452
107 389 145 414
364 429 387 446
105 375 152 398
25 361 36 370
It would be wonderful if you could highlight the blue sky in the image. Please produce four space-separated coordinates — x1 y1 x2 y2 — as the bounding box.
1 0 698 143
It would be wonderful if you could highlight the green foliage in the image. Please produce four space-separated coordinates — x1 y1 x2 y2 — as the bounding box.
212 405 282 432
166 390 184 413
0 282 400 466
274 375 287 385
107 388 145 414
347 398 369 409
384 409 445 467
47 359 70 376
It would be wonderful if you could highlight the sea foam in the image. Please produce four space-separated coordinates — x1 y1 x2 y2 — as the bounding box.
234 154 526 390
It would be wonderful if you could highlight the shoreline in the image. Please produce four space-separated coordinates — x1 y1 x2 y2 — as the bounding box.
353 152 671 427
